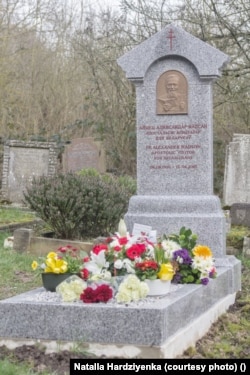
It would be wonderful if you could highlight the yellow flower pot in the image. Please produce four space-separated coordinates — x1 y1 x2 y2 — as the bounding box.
145 279 171 296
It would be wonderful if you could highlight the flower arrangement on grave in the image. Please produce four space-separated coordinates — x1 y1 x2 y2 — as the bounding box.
160 227 217 285
80 220 216 287
80 219 175 284
31 245 84 275
32 220 217 303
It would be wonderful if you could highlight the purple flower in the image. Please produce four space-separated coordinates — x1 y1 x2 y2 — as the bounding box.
201 277 209 285
173 272 182 284
173 249 192 265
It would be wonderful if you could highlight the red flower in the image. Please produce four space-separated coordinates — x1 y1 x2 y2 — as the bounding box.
94 284 113 302
113 246 122 251
126 243 146 260
80 284 113 303
58 245 77 252
92 244 108 255
135 260 158 271
80 287 96 303
80 268 90 280
118 237 129 246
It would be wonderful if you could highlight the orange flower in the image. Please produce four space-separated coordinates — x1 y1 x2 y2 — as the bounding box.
192 245 212 258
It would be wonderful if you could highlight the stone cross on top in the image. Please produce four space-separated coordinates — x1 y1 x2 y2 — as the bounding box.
117 24 230 259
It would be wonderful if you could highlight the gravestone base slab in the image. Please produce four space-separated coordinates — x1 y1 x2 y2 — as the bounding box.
125 195 226 258
0 256 240 358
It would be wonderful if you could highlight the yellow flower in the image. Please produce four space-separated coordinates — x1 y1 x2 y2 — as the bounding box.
46 252 57 259
157 263 174 281
45 257 68 274
31 261 38 270
192 245 212 258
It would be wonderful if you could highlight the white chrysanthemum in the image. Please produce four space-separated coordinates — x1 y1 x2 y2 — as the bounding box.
161 240 181 259
192 256 214 273
116 289 132 303
130 290 140 301
139 282 149 298
115 275 149 303
56 277 87 302
124 274 141 290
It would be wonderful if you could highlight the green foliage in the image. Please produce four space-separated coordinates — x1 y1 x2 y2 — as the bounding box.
227 226 250 250
23 171 136 240
164 226 198 252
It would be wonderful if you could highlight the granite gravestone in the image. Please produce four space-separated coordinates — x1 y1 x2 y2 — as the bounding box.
230 203 250 227
118 23 229 258
62 137 106 173
223 134 250 206
1 140 58 203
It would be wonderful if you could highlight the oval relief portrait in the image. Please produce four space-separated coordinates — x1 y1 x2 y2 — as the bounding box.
156 70 188 115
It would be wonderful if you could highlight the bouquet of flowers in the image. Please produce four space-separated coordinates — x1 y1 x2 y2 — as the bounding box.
80 220 175 283
81 221 216 286
160 227 217 285
32 220 217 304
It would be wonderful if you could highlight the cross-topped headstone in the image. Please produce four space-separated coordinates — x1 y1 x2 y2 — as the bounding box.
117 24 229 258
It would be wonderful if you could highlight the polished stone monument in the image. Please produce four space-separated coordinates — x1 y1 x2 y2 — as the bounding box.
118 24 229 259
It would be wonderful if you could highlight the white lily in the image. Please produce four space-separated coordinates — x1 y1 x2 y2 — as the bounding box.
118 218 127 236
84 250 109 274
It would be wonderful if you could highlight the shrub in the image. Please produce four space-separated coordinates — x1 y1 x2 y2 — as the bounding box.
23 171 136 240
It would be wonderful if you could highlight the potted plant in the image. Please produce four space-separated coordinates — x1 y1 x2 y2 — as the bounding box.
31 245 85 292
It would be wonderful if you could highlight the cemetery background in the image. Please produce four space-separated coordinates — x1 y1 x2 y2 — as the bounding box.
0 0 250 200
0 0 248 370
0 21 243 364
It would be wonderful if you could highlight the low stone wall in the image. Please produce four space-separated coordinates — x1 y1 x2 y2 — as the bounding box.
13 228 93 255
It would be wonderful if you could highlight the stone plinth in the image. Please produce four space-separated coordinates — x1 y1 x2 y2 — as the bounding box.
0 256 241 358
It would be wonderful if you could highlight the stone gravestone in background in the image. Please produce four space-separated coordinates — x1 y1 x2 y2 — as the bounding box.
118 24 229 259
62 137 106 173
1 140 58 204
223 134 250 206
230 203 250 227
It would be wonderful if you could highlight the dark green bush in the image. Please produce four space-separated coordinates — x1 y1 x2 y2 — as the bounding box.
23 171 136 240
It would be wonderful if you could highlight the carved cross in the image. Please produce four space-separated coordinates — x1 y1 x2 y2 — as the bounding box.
167 29 175 50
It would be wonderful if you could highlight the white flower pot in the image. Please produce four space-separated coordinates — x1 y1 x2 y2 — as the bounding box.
145 279 171 296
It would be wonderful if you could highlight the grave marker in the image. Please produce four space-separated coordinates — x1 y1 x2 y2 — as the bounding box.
62 137 106 173
1 141 58 203
118 23 229 258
